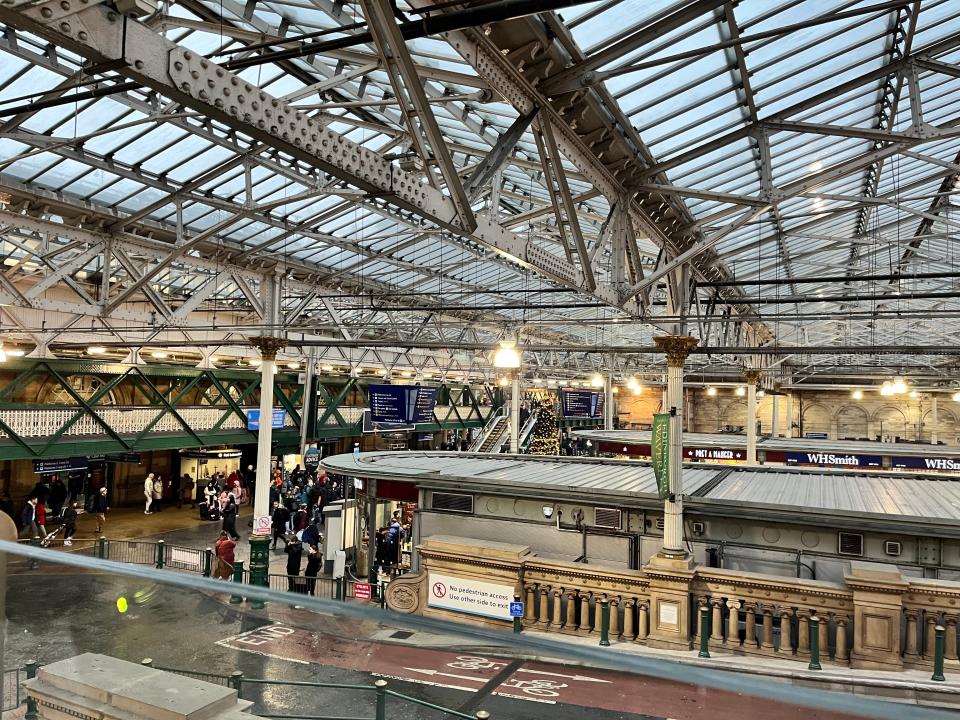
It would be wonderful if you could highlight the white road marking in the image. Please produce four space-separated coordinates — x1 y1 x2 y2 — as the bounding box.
404 667 488 683
516 668 612 683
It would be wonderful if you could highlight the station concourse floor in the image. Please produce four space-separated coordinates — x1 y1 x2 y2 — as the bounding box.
11 506 960 719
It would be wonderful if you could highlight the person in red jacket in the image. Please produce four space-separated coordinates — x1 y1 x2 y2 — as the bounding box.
36 501 48 539
214 531 236 580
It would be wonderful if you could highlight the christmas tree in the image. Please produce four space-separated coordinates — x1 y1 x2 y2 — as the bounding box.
527 396 560 455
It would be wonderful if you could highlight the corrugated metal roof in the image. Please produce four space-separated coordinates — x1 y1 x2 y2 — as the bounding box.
573 430 960 459
323 451 960 524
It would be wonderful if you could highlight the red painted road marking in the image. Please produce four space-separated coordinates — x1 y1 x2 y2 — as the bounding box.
218 624 862 720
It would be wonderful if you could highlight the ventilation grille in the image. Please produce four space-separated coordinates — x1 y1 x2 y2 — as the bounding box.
838 532 864 557
431 492 473 513
655 517 665 531
594 507 621 529
884 540 902 557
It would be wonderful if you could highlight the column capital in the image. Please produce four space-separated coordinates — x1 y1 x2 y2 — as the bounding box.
654 335 699 368
249 335 287 361
744 369 762 385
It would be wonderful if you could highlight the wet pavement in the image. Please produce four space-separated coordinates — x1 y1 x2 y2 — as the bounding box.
6 569 870 720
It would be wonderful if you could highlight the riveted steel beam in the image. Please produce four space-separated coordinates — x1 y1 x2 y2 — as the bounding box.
0 2 622 308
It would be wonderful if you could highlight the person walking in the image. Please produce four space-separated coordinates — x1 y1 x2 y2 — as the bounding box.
62 502 79 546
92 487 109 534
152 474 164 513
143 473 155 514
36 500 48 539
304 544 321 595
222 493 240 541
271 501 290 550
214 531 236 580
19 498 39 539
48 478 67 519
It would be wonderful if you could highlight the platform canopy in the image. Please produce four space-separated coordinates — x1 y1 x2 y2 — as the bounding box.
0 1 958 384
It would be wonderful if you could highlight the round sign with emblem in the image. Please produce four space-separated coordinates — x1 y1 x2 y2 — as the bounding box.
303 447 320 471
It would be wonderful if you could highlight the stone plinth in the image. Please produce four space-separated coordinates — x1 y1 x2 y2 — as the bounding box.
25 654 253 720
643 554 696 650
845 562 908 671
415 535 529 628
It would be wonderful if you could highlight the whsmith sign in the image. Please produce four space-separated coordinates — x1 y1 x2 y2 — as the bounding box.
892 456 960 471
785 452 882 468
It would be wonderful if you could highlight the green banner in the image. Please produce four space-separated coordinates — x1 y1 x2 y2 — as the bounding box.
652 412 671 500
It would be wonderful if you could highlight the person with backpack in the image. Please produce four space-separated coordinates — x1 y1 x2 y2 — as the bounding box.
214 531 236 580
62 503 79 546
19 498 39 539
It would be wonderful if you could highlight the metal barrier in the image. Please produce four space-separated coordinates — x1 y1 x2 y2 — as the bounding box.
145 661 232 686
3 667 23 711
267 573 336 599
103 540 160 565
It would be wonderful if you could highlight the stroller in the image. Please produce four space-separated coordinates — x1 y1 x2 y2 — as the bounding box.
40 508 84 547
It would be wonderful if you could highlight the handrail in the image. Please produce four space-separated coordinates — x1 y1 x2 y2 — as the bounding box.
518 408 539 452
469 407 505 451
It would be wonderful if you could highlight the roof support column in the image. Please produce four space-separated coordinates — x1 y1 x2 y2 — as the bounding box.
652 335 698 562
931 395 939 446
745 370 761 463
604 372 614 431
771 393 780 439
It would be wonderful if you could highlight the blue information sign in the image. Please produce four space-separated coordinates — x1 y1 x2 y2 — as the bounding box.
560 390 604 418
785 451 881 468
509 602 524 618
892 456 960 471
246 408 286 430
33 457 88 474
368 384 439 424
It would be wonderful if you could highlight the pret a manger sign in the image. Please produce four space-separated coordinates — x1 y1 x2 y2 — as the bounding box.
427 572 514 620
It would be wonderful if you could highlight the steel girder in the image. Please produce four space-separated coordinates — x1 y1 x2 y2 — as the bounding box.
409 3 770 340
0 2 622 309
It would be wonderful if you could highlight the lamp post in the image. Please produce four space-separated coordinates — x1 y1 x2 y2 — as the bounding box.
493 342 521 452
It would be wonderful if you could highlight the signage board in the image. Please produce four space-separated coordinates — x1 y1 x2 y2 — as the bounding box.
246 408 286 431
427 572 514 620
651 413 670 499
785 452 882 467
560 390 604 418
33 457 88 474
368 384 439 424
254 515 272 534
804 432 829 439
684 447 744 461
892 456 960 471
303 447 321 471
353 582 372 600
509 601 524 618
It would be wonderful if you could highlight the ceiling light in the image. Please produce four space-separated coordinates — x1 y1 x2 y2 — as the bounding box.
909 390 919 399
288 361 300 369
5 349 24 357
87 346 106 355
151 351 168 359
611 386 619 394
493 341 521 369
954 391 960 402
321 365 334 372
735 386 746 397
422 372 432 378
591 374 604 388
547 379 557 386
498 376 509 387
756 389 765 398
626 376 639 391
400 370 412 378
571 381 580 387
880 381 893 396
706 386 717 397
892 376 907 394
532 377 543 385
632 387 642 396
851 390 863 401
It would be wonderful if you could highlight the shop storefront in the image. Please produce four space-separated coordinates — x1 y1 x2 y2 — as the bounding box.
179 448 242 482
354 477 418 581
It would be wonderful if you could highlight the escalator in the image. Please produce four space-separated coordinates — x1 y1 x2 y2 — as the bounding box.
477 418 509 452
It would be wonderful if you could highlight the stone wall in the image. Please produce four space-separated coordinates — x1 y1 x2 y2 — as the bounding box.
617 388 960 444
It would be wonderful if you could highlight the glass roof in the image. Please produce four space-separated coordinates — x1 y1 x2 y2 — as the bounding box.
0 0 958 381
